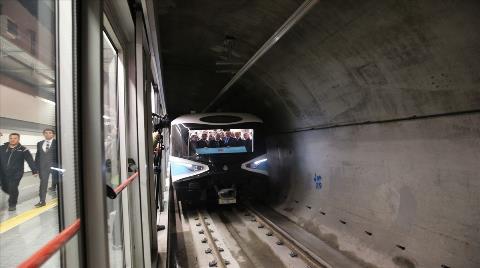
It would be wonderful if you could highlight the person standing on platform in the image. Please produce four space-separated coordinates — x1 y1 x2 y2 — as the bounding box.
0 132 5 194
0 133 38 211
35 128 58 208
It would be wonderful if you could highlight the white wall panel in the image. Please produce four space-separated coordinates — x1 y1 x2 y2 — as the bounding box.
0 84 55 126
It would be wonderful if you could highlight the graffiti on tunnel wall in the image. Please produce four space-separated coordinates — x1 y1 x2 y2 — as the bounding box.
313 173 322 190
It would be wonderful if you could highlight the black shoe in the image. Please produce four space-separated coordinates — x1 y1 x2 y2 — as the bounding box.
35 202 46 208
8 206 16 211
157 225 165 231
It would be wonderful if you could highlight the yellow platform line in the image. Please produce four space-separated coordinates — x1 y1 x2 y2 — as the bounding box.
0 199 58 234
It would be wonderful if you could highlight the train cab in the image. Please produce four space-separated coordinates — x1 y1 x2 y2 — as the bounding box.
169 113 268 205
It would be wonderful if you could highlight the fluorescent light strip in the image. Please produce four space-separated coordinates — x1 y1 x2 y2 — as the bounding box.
203 0 318 112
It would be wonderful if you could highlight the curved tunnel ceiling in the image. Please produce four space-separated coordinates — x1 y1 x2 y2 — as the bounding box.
159 0 480 131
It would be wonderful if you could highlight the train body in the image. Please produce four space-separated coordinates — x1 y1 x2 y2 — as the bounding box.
169 113 268 204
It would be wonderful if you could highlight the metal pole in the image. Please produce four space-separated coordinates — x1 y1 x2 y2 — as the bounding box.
78 0 110 266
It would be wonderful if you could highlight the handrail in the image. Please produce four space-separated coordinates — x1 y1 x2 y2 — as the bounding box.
17 171 139 267
114 171 139 194
17 219 81 268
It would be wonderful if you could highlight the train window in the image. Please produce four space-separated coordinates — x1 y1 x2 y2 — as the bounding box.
189 129 254 154
0 1 83 266
7 19 18 38
102 30 126 267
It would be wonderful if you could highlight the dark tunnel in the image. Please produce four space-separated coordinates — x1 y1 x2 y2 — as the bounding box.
158 0 480 267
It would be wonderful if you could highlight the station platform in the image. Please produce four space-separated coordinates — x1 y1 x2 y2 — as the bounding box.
0 175 59 268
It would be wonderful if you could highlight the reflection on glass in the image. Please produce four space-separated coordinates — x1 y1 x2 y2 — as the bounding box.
103 31 125 267
0 1 60 267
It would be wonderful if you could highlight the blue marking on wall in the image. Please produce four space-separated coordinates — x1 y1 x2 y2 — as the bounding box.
313 173 322 190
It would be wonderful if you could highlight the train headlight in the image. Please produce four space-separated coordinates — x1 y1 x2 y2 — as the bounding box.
170 156 209 182
241 154 268 175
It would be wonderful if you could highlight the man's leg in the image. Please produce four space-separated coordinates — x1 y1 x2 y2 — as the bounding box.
49 171 58 191
0 172 9 194
8 174 22 210
38 171 49 205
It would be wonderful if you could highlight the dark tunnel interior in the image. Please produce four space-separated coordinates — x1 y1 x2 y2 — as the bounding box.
158 0 480 267
159 0 480 131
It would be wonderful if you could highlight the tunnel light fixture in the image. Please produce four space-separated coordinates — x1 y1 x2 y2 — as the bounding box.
253 158 267 166
203 0 318 112
170 156 209 182
241 154 268 175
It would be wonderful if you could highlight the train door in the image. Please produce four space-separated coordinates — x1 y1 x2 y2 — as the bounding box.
0 1 82 267
80 1 156 267
134 10 159 266
0 1 161 267
102 16 128 268
103 3 159 268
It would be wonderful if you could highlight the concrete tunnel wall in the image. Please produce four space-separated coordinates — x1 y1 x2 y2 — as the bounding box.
266 113 480 268
211 1 480 267
219 0 480 131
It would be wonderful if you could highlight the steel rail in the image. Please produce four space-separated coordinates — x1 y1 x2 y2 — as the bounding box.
245 206 331 268
197 210 227 268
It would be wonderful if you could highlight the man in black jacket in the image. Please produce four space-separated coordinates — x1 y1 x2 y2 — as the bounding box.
35 128 58 207
0 132 4 194
0 133 38 211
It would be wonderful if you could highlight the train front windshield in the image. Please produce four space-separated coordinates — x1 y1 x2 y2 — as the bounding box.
171 125 254 158
189 129 254 155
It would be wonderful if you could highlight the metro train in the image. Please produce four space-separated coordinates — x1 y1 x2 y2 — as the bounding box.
169 113 268 204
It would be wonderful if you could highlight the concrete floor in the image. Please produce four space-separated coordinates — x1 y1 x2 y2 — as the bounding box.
0 194 60 268
0 173 60 267
0 174 131 267
157 187 170 268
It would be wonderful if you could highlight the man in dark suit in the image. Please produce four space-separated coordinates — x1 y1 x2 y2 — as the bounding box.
232 131 245 147
209 133 225 148
223 130 235 147
0 133 38 211
189 134 199 155
0 132 5 194
35 128 58 207
243 132 253 152
196 133 209 148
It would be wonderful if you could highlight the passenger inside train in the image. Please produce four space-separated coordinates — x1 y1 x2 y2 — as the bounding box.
188 129 254 154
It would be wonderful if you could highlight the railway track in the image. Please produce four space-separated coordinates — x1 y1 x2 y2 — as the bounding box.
180 204 329 268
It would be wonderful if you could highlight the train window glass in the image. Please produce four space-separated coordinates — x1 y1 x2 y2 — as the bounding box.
7 19 18 37
189 129 254 154
102 31 125 267
0 1 66 266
